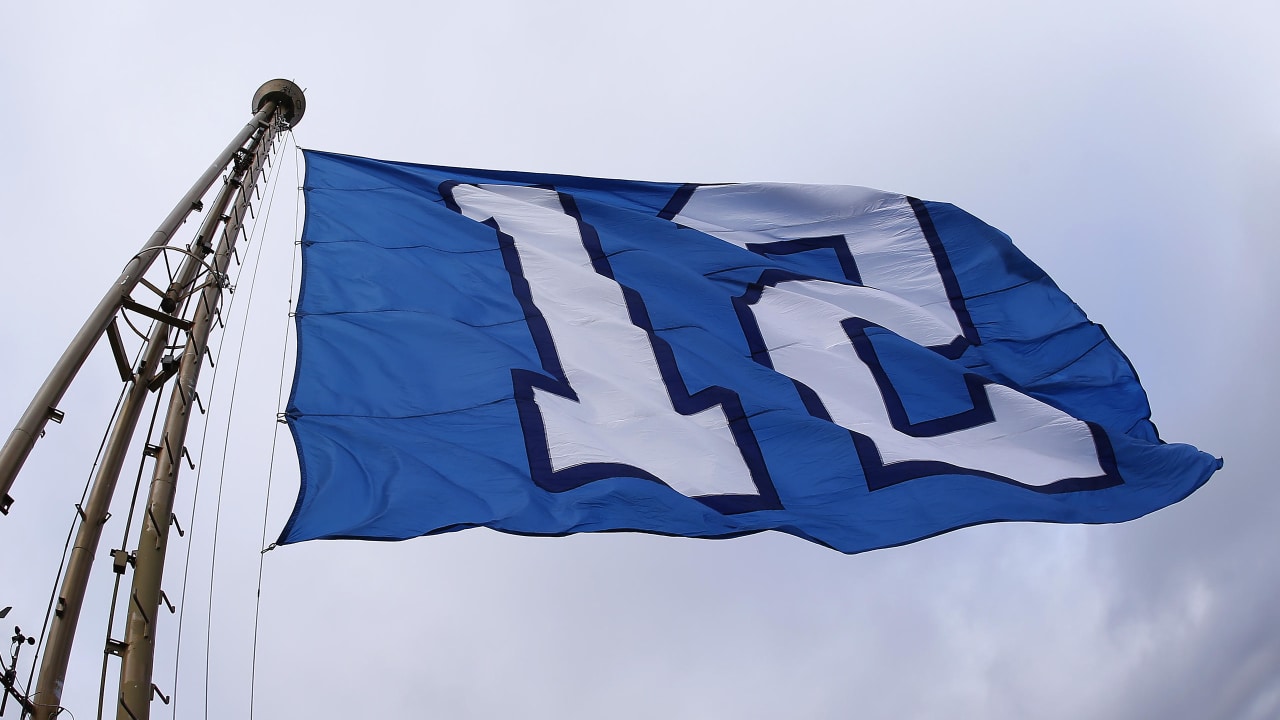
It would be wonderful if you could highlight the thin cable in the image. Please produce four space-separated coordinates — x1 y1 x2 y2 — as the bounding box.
249 134 303 720
169 248 239 715
193 126 291 720
166 127 288 720
168 215 256 715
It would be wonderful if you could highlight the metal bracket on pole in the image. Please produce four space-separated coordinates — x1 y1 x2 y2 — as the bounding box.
73 503 108 524
111 550 136 575
128 592 150 629
38 409 64 439
120 297 193 333
146 354 182 393
136 277 166 300
106 320 134 383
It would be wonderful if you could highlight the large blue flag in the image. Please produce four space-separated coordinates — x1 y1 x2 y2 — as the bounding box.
278 150 1220 552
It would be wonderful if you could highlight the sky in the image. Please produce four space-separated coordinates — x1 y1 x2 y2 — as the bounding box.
1 1 1277 718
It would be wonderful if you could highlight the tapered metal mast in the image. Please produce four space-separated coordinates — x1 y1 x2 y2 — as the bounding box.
9 80 305 720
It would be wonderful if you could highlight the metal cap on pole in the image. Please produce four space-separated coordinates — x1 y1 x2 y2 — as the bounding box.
253 79 306 127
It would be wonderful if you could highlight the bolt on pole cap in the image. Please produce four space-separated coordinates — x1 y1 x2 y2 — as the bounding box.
252 79 306 127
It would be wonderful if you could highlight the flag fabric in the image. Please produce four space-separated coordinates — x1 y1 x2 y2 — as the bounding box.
277 150 1221 552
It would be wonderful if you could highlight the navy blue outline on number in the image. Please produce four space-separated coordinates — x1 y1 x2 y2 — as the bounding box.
663 185 981 345
440 181 782 515
906 197 982 346
663 184 1121 495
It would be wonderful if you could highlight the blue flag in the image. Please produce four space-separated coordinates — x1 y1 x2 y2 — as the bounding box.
278 150 1221 552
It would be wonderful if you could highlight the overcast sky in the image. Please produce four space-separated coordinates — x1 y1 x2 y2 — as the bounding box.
1 2 1277 718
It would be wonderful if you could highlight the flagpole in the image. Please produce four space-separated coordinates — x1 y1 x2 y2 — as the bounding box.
0 80 304 516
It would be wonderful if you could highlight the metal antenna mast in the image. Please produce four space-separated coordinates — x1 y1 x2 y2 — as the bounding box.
4 80 305 720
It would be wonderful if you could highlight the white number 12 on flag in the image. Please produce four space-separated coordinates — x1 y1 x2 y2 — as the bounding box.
448 182 1109 512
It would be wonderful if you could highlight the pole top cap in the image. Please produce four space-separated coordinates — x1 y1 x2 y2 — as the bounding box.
252 79 306 127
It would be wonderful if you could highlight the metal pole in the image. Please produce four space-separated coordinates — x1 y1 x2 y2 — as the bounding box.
0 79 304 515
28 161 253 720
115 107 286 720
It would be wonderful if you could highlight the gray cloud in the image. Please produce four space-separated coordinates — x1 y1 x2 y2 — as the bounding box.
0 1 1275 718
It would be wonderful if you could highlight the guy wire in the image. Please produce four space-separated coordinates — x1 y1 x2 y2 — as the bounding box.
184 126 291 720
